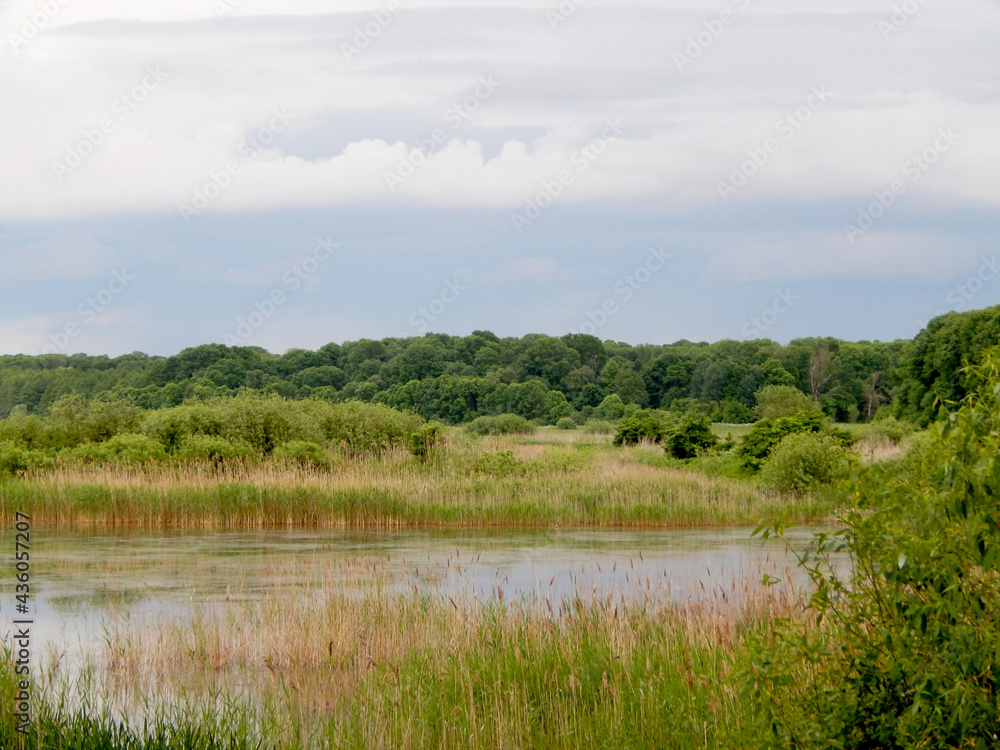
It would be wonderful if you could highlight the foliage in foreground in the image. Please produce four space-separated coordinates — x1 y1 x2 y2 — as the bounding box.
746 347 1000 748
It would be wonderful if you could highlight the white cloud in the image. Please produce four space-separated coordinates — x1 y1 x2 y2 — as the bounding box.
1 1 998 221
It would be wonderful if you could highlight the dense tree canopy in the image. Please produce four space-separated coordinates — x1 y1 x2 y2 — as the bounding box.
1 306 996 425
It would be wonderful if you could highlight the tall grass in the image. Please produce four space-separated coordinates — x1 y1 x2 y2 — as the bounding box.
0 437 834 529
34 565 799 750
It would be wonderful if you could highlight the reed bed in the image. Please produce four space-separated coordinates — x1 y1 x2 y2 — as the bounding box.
0 438 832 530
22 558 802 750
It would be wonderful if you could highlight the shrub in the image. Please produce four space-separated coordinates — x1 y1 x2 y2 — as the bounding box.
316 400 420 454
738 411 825 472
555 417 577 430
613 413 666 446
0 440 31 476
758 432 849 494
664 416 718 459
47 394 143 447
273 441 330 469
745 347 1000 748
409 422 446 462
65 434 167 464
466 414 536 436
581 419 614 435
715 399 755 424
595 394 626 421
141 404 225 452
176 435 256 465
473 450 528 477
753 385 821 420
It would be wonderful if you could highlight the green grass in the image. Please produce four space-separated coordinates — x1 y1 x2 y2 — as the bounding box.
0 441 834 529
8 582 790 750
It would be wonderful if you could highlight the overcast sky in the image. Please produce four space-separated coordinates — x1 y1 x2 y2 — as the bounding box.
1 0 998 356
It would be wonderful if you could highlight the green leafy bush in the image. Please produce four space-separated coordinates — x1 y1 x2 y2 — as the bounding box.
555 417 577 430
65 434 167 464
317 400 419 454
595 394 626 421
745 347 1000 748
737 411 825 472
0 440 32 476
466 414 536 436
273 441 330 469
614 413 666 446
409 422 446 462
176 435 255 465
581 419 614 435
664 416 718 459
473 450 528 477
753 385 821 420
758 432 849 494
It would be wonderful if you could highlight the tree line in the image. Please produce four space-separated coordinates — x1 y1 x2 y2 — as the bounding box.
1 304 997 425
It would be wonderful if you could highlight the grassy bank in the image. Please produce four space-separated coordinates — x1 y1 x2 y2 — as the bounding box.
0 432 836 529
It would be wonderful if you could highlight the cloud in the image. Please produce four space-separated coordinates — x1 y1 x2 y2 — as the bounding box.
1 2 998 221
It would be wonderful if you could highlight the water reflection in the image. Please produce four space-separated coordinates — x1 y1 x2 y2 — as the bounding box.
1 526 843 672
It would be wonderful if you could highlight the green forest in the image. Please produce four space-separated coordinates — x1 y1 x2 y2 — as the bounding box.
1 303 998 428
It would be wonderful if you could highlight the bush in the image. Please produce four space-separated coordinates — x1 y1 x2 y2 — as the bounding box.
581 419 614 435
273 441 330 469
664 416 718 459
738 411 825 472
715 399 755 424
0 440 31 476
176 435 256 465
746 347 1000 748
466 414 536 436
65 434 167 465
409 422 446 462
555 417 577 430
473 450 528 477
758 432 849 494
595 394 626 421
613 413 666 446
753 385 821 420
315 400 420 454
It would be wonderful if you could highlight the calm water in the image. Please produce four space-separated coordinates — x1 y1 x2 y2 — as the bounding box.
0 526 840 672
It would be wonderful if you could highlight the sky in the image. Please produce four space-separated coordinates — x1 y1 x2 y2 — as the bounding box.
1 0 998 357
